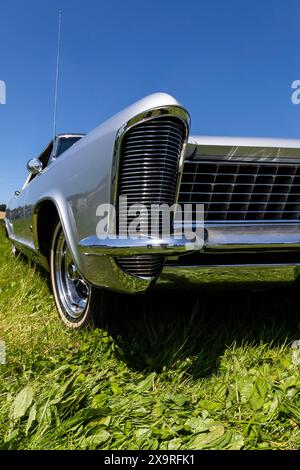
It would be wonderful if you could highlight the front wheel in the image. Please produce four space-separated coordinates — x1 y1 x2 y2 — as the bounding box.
50 221 111 329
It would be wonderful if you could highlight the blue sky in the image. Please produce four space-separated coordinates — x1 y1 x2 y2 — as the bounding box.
0 0 300 203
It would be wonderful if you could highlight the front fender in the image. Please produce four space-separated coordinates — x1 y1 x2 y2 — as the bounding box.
32 193 83 271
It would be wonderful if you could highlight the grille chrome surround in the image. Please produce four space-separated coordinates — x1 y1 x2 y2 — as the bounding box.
179 158 300 222
114 112 189 278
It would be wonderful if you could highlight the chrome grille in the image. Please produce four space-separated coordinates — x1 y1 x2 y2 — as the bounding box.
116 116 186 278
115 255 164 278
179 159 300 222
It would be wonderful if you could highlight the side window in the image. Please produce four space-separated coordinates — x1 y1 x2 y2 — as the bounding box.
56 137 82 158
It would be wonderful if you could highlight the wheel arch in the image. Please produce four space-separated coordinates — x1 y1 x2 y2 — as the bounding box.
32 196 82 271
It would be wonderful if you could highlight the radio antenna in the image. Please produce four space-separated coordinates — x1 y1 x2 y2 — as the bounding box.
53 10 62 143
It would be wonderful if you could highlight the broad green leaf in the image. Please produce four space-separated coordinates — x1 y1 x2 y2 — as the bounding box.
57 375 77 399
99 416 111 427
26 404 37 434
210 430 233 449
152 403 164 418
184 417 211 434
134 407 149 416
169 394 189 406
168 438 182 450
249 387 264 411
134 373 155 392
13 385 34 420
267 394 280 417
280 376 300 392
188 424 225 449
110 382 122 394
4 429 19 443
81 430 110 449
91 393 108 408
135 427 152 438
134 427 152 445
256 377 269 400
197 399 222 411
236 377 255 403
63 408 106 429
150 439 159 450
36 400 52 431
226 432 244 450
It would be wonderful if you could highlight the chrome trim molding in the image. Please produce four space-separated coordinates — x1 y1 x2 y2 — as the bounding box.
188 135 300 161
157 263 300 288
78 236 196 257
203 223 300 250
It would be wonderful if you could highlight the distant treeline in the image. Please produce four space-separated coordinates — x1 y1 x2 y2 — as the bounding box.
0 204 6 212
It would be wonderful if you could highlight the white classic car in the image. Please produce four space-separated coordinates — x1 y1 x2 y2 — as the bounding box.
5 93 300 328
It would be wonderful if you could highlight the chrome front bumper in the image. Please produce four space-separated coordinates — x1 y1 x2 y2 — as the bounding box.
78 223 300 293
79 223 300 256
157 263 300 288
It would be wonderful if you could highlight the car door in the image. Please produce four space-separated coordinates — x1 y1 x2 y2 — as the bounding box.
6 178 30 245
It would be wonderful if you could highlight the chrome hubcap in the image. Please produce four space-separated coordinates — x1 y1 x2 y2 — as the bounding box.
55 231 90 319
68 263 79 280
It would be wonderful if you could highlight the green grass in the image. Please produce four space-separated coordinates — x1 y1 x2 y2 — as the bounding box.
1 228 300 450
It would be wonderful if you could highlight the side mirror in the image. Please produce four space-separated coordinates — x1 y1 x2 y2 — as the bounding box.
27 158 43 175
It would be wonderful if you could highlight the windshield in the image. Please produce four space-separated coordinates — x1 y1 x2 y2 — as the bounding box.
56 136 82 157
